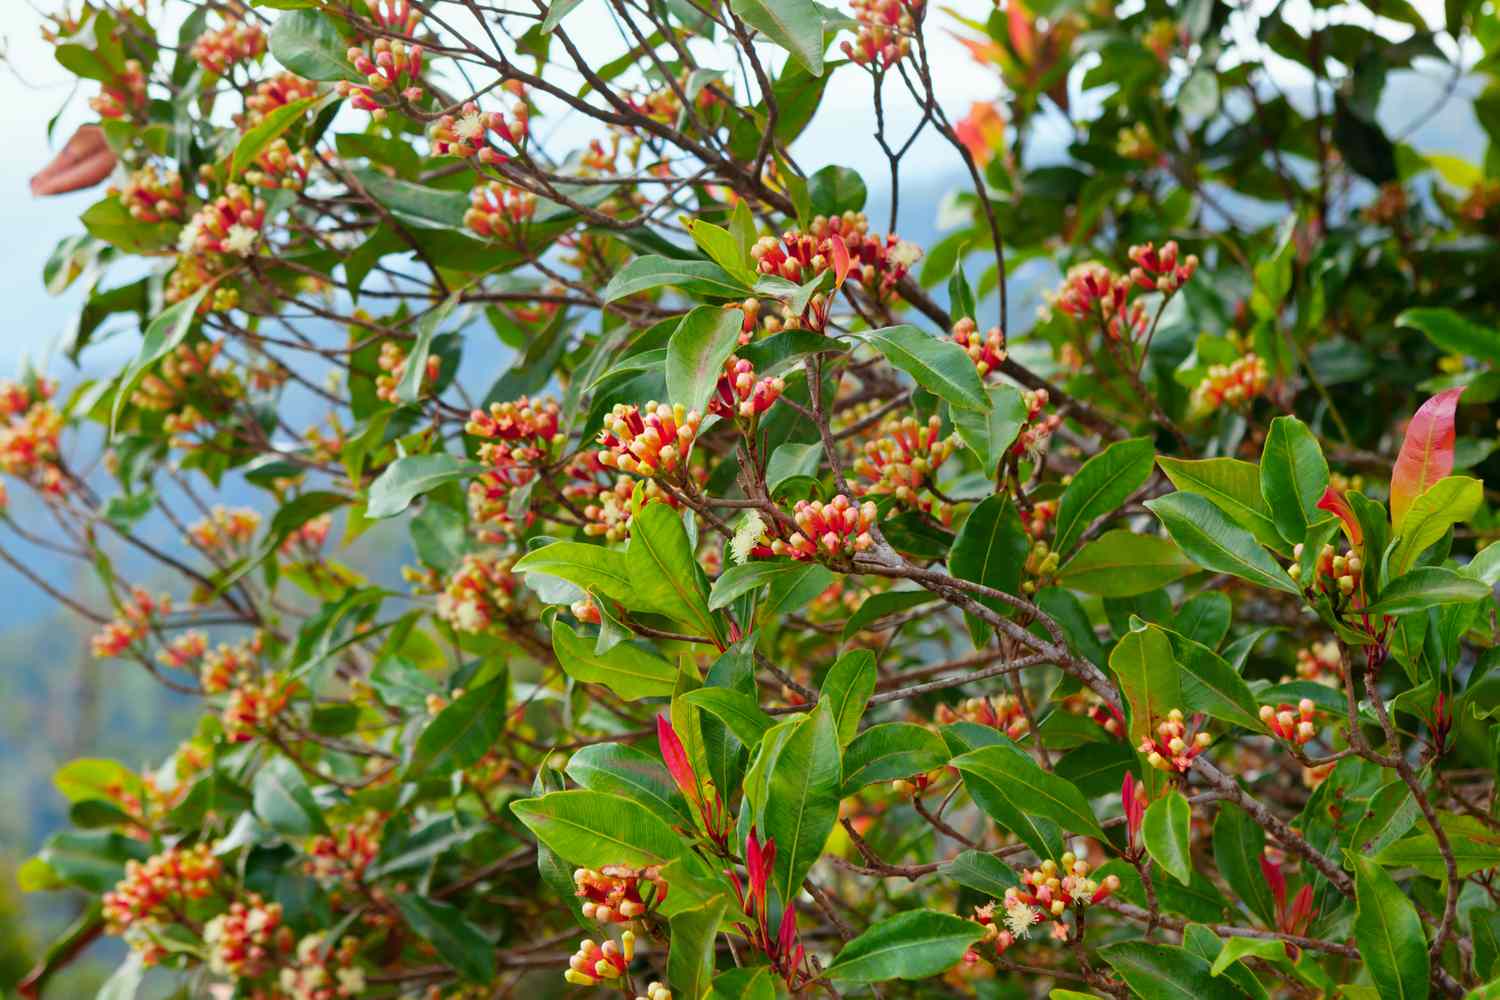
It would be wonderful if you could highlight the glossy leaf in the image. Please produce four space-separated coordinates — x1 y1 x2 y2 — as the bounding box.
862 325 988 412
681 687 774 746
1142 790 1193 885
1211 804 1275 927
730 0 829 76
251 757 328 837
842 722 950 791
667 306 745 417
366 454 484 519
951 742 1106 840
1146 493 1297 594
1056 530 1198 597
551 620 678 700
668 895 729 999
110 287 208 436
1259 415 1330 545
513 540 635 607
1353 854 1429 1000
1052 436 1155 556
268 10 358 81
1390 388 1464 532
948 493 1028 646
1101 941 1257 1000
952 384 1028 475
602 255 751 302
1398 308 1500 365
1389 476 1482 575
762 702 842 900
512 789 688 869
1365 566 1489 616
405 672 508 779
825 910 984 982
1111 621 1181 746
821 648 876 746
1156 456 1286 553
627 502 718 639
391 895 495 983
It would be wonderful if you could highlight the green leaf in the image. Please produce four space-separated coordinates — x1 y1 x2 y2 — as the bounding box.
1373 814 1500 878
863 325 989 411
391 895 495 983
825 910 984 982
252 757 328 837
689 218 755 283
351 168 469 228
551 620 678 700
1351 781 1421 858
1398 307 1500 365
110 288 208 437
397 294 458 404
268 10 357 81
943 849 1021 898
1157 456 1287 553
602 255 751 302
707 967 776 1000
765 441 822 495
1146 493 1297 594
1053 437 1155 555
1143 790 1193 885
1389 476 1482 575
709 560 809 610
808 164 868 214
949 494 1028 646
541 0 587 31
514 540 634 607
1165 630 1264 731
842 722 950 791
54 758 144 806
1111 621 1181 747
1366 566 1489 615
730 0 828 76
682 687 774 746
763 702 842 899
668 895 730 999
1057 531 1198 596
566 741 692 824
405 672 508 779
667 306 746 417
951 742 1106 840
366 454 483 519
1054 741 1139 798
842 589 935 639
95 952 145 1000
1208 936 1288 977
952 384 1029 476
1174 591 1231 649
1101 941 1258 1000
952 743 1062 859
231 95 319 179
821 648 876 745
512 789 688 868
1212 804 1275 927
36 831 149 893
1353 854 1429 1000
1259 415 1330 545
628 502 718 638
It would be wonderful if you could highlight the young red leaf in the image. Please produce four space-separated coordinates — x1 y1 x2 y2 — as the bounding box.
1390 387 1463 531
830 234 851 290
1316 487 1362 546
1007 0 1036 63
656 713 697 800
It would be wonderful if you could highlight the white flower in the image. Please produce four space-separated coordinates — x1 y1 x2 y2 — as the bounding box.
455 110 487 141
1002 900 1040 939
337 966 366 994
223 224 259 256
177 215 204 254
731 510 766 564
889 239 923 268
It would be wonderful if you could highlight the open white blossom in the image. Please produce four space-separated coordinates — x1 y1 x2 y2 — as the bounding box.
731 510 766 564
223 224 259 257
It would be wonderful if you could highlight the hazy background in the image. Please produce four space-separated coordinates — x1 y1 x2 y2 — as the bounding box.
0 0 1486 988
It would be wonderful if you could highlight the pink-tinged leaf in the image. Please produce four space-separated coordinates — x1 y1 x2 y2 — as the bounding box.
30 126 116 196
746 827 773 915
1006 0 1036 63
1259 854 1287 912
656 714 696 798
1290 884 1314 927
830 235 851 290
1390 387 1464 531
1316 487 1362 547
1121 773 1143 847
